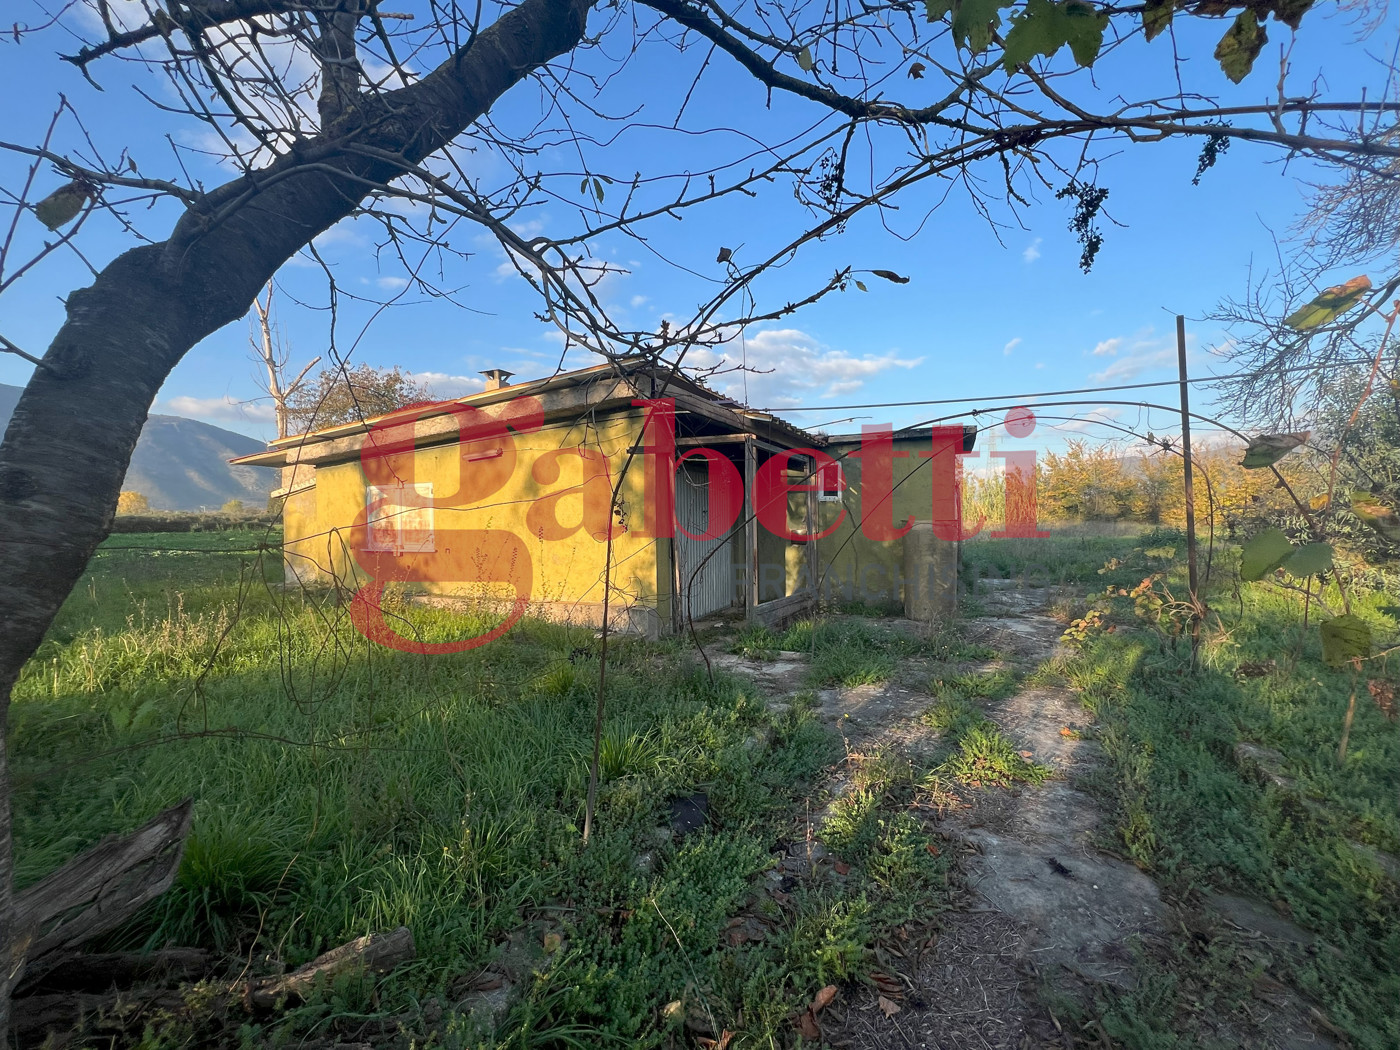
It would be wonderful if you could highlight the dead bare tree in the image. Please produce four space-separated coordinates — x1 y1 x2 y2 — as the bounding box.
1 0 1399 1024
250 282 320 440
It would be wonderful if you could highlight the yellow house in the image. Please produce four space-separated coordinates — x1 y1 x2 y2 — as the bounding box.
233 360 976 638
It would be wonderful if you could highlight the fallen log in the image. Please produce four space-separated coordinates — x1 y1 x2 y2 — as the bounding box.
243 927 415 1010
11 988 186 1048
18 947 211 995
10 799 194 989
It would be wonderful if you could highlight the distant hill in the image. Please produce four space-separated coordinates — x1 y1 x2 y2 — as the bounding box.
0 383 275 511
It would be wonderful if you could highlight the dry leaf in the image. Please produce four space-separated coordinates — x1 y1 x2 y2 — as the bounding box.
833 860 851 875
796 1009 820 1039
811 985 838 1013
34 181 92 230
870 971 903 999
1368 679 1396 720
1018 750 1034 759
697 1033 734 1050
878 994 901 1018
542 932 562 953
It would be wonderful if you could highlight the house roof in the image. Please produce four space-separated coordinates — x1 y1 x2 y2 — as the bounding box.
231 357 823 469
825 425 979 452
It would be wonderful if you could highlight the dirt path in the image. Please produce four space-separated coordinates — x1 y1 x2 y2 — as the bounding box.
715 586 1336 1049
712 588 1162 1047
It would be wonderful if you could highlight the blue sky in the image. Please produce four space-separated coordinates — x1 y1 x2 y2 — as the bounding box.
2 1 1396 453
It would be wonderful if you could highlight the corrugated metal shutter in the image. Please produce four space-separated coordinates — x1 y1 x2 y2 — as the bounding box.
674 461 736 619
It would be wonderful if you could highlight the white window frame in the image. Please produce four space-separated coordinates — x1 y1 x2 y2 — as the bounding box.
817 461 844 503
365 481 436 553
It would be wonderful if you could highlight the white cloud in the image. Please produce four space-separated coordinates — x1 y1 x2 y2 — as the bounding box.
1022 238 1042 264
685 328 922 407
1003 337 1022 355
1053 407 1124 434
409 372 487 398
377 276 409 291
1091 337 1123 357
164 395 275 424
1087 331 1194 383
630 294 649 308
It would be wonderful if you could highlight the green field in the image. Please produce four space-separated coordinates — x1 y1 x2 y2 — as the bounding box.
10 530 924 1047
9 527 1399 1048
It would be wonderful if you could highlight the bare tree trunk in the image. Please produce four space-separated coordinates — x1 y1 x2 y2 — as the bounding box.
251 282 318 441
0 0 592 1025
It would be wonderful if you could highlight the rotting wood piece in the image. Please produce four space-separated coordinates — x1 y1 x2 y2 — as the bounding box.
243 927 415 1010
10 799 195 989
10 988 186 1047
18 947 211 996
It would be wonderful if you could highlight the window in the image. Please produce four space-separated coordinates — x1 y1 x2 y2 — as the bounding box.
365 481 435 553
817 461 844 502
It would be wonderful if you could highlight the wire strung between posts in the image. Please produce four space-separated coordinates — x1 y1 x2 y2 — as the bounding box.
752 356 1386 415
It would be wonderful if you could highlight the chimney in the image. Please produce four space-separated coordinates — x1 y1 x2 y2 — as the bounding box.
480 368 514 392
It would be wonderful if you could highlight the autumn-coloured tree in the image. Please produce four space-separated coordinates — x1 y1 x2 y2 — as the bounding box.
115 491 150 515
285 364 434 433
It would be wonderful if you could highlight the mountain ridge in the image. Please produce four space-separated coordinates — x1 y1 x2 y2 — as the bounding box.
0 383 275 511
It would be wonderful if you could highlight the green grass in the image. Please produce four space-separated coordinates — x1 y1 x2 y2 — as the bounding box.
818 758 953 928
22 526 1396 1047
962 526 1180 590
1037 538 1400 1049
10 533 934 1047
921 696 1052 788
731 617 994 690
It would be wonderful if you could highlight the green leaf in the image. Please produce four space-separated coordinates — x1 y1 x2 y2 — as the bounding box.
1271 0 1314 30
1350 491 1400 544
1064 2 1107 65
855 280 868 292
1320 614 1371 668
1003 0 1056 67
870 269 910 283
1240 528 1293 582
592 178 605 203
923 0 952 22
1282 541 1333 577
1241 431 1310 469
796 46 815 71
1283 275 1371 330
1215 10 1267 84
952 0 1009 54
1142 0 1172 42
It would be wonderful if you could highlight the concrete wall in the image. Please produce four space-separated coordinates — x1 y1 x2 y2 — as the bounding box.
813 434 960 613
279 411 665 635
